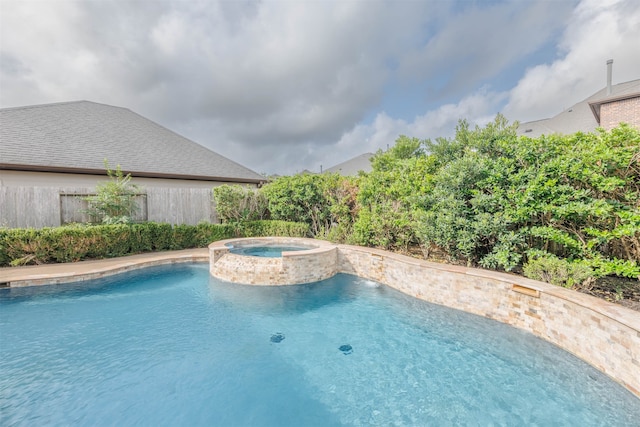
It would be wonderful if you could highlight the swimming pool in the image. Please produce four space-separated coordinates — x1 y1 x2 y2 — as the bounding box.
228 245 309 257
1 264 638 425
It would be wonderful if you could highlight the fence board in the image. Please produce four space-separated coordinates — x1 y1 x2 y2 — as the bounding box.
0 187 60 228
1 186 216 228
147 188 215 225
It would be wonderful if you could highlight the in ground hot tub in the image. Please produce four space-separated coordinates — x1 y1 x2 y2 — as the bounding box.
228 244 311 258
209 237 338 285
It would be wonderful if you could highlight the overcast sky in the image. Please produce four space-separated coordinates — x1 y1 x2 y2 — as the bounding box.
1 0 639 175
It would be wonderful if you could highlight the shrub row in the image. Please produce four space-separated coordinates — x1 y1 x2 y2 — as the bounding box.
0 220 309 267
212 121 639 289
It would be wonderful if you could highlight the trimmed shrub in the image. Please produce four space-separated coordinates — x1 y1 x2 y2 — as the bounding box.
523 254 595 289
0 220 308 267
193 222 237 247
213 185 268 223
239 220 310 238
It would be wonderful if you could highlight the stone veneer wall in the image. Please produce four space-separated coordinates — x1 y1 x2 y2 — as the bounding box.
6 241 638 398
336 244 640 399
209 239 639 396
209 237 337 285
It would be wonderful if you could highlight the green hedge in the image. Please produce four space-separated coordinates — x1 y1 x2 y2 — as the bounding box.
234 220 310 238
0 220 309 267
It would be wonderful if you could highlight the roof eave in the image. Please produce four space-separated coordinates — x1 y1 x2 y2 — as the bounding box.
588 92 640 125
588 103 601 125
0 164 265 185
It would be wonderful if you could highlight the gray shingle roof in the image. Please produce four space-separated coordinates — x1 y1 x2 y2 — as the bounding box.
325 152 374 175
0 101 265 183
517 79 640 138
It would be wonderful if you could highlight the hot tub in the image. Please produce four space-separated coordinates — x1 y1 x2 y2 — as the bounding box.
209 237 338 285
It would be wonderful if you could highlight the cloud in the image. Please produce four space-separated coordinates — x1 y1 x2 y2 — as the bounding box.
1 0 638 176
504 0 640 121
314 87 506 173
397 1 574 98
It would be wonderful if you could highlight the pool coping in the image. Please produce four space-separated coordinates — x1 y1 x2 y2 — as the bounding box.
2 246 638 331
0 248 209 287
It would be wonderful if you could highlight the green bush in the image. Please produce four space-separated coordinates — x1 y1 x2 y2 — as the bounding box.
192 222 237 247
0 229 9 266
83 162 141 224
409 119 639 277
353 136 435 251
0 220 307 267
238 220 309 238
261 173 356 236
213 185 268 223
523 254 596 289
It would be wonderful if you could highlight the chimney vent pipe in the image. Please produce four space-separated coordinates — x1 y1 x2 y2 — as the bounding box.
606 59 613 95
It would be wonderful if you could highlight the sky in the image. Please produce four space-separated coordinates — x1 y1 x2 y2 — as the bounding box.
1 0 639 176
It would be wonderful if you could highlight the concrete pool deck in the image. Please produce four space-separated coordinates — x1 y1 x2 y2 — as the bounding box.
0 248 209 287
1 244 639 399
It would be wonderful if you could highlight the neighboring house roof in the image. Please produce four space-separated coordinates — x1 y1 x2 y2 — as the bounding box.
589 80 640 124
517 79 640 137
325 152 374 175
0 100 265 183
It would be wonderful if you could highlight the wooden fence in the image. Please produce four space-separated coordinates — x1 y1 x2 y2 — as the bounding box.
59 193 148 224
0 186 217 228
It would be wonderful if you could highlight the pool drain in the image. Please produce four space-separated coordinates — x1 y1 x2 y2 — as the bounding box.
270 333 285 343
339 344 352 355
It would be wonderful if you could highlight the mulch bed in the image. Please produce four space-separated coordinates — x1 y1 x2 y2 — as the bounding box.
581 276 640 312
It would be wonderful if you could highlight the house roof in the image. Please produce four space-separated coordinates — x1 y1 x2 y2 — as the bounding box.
0 100 265 183
589 80 640 124
325 152 374 175
517 79 640 137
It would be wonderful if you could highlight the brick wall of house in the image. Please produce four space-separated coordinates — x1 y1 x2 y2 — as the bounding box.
600 96 640 130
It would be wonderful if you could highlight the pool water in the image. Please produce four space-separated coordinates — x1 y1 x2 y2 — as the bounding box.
1 264 638 426
228 245 309 257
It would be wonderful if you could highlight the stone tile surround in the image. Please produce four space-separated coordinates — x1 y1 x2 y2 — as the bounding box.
209 237 337 285
336 244 640 399
2 241 639 399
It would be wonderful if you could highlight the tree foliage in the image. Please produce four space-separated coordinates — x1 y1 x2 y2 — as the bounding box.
213 185 268 223
260 173 357 238
212 120 639 288
84 162 141 224
415 119 639 282
353 136 436 251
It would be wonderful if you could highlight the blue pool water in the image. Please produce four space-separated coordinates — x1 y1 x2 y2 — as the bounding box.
229 245 309 257
1 264 638 426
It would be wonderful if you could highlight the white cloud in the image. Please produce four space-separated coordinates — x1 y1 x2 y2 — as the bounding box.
151 12 188 56
314 87 506 174
504 0 640 121
1 0 638 176
398 1 574 97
